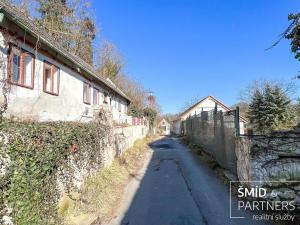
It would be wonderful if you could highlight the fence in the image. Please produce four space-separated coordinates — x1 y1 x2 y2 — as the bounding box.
184 108 240 174
184 107 300 207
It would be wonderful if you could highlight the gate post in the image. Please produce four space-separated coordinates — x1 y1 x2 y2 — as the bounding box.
235 106 240 137
213 103 218 136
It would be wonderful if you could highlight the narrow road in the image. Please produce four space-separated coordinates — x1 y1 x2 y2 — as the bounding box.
108 137 275 225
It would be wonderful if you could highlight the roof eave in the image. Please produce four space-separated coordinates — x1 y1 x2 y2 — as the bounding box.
0 3 131 102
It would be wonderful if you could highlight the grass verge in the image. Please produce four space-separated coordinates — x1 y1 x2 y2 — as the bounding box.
179 137 231 185
60 135 153 225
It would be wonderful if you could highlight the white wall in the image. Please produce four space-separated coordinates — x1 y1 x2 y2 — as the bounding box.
158 119 170 135
0 33 128 122
111 97 128 123
181 98 228 120
114 125 148 154
180 97 246 134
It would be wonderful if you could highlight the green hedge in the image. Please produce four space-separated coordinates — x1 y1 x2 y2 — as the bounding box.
0 118 111 225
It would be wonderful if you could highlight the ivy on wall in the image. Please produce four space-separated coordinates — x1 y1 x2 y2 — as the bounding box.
0 111 113 225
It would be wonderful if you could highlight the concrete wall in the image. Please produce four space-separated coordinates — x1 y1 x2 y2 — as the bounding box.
185 110 238 174
0 32 128 123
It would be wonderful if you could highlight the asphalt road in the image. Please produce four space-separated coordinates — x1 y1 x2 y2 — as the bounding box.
108 137 275 225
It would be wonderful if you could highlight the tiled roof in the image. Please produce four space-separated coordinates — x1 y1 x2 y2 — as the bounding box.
0 0 131 102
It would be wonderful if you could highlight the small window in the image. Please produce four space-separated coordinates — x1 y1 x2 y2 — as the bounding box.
104 92 109 104
43 61 60 95
83 82 91 104
93 87 99 105
8 46 34 89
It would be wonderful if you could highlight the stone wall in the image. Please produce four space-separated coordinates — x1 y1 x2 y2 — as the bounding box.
236 131 300 182
114 125 148 156
0 120 148 225
57 124 148 191
235 131 300 208
235 137 252 182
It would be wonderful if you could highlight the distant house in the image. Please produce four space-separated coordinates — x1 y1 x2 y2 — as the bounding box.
171 117 181 135
0 1 130 122
158 119 171 135
172 96 247 135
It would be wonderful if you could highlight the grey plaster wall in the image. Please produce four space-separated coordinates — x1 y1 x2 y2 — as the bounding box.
185 110 238 174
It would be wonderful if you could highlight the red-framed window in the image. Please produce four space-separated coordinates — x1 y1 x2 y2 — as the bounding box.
83 82 91 104
8 46 35 89
93 87 99 105
43 61 60 95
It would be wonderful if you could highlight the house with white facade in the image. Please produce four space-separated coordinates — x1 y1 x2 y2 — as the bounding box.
158 118 170 135
172 95 248 135
0 1 130 122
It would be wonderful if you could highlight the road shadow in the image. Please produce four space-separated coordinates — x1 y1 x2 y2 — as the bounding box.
119 137 204 225
115 137 285 225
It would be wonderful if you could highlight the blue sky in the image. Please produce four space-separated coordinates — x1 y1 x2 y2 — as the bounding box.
93 0 300 114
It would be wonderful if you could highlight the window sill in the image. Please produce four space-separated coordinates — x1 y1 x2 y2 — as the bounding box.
43 90 59 96
10 82 34 90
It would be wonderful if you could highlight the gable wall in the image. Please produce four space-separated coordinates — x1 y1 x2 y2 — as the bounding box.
181 98 228 120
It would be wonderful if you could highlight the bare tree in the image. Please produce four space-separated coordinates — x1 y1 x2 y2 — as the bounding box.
162 113 180 122
95 41 123 80
239 79 297 103
114 74 146 109
180 95 202 112
12 0 98 65
9 0 31 16
230 102 249 118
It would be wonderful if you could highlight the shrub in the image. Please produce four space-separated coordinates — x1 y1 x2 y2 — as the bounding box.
0 115 112 225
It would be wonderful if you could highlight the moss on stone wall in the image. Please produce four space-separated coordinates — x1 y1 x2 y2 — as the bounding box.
0 114 113 225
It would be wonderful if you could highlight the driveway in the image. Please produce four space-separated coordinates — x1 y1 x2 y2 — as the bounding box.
107 137 275 225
